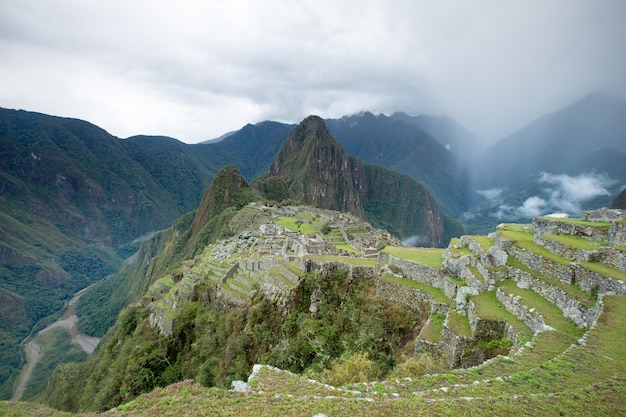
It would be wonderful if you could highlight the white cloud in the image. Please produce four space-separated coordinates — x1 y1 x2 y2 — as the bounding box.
478 188 503 200
1 0 625 142
493 172 615 221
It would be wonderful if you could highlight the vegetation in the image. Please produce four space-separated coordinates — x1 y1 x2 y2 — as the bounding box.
381 246 445 267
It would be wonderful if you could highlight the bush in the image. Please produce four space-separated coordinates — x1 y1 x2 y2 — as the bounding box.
320 352 381 386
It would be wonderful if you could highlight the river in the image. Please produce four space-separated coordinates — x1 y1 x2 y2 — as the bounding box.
11 280 103 402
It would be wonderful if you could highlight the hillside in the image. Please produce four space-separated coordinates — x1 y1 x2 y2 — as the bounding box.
31 203 626 415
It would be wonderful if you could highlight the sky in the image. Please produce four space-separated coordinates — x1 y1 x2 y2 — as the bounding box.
1 0 625 144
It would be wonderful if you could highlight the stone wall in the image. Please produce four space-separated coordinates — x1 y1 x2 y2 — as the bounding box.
574 265 626 296
507 245 574 284
609 221 626 246
379 252 458 300
495 288 549 333
375 280 436 317
510 267 600 328
533 218 610 242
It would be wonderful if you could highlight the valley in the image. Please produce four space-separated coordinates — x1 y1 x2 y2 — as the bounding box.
12 278 103 401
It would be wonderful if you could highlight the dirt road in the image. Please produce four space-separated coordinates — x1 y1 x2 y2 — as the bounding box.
11 282 102 401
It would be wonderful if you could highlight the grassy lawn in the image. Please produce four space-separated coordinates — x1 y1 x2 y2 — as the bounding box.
275 216 316 234
471 291 533 342
382 246 445 268
498 280 584 338
380 274 449 303
536 216 611 229
468 235 495 250
447 310 472 337
507 256 595 307
545 234 608 250
306 255 377 266
420 314 445 343
268 266 297 288
334 243 362 254
580 261 626 282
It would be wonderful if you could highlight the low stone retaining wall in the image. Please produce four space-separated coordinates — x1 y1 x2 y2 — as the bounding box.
574 265 626 296
495 288 549 333
379 253 458 300
508 245 574 284
510 267 600 328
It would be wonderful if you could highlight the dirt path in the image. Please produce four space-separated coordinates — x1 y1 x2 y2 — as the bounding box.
11 280 104 401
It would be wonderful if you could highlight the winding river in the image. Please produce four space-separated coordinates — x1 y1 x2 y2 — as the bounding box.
11 281 102 401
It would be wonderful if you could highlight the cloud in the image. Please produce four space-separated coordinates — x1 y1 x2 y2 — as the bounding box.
478 188 503 200
494 172 614 220
1 1 626 143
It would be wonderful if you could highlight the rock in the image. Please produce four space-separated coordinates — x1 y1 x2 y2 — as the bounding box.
231 380 252 393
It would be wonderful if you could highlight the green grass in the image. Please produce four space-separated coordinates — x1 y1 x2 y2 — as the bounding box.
382 246 445 267
306 255 377 266
275 216 316 234
507 256 595 307
544 234 608 251
468 235 495 250
471 291 534 342
333 243 362 254
467 265 484 282
268 267 297 289
536 216 611 229
380 274 449 303
420 314 445 343
497 280 584 338
446 310 472 337
580 262 626 282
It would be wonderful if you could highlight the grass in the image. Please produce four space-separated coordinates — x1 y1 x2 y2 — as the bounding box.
268 267 298 289
420 314 445 343
446 310 472 337
471 291 534 343
536 216 612 229
580 262 626 282
380 274 449 303
3 297 626 415
275 216 316 234
382 246 445 268
468 235 495 250
306 255 377 266
507 256 595 307
544 234 608 251
497 280 584 338
333 243 362 254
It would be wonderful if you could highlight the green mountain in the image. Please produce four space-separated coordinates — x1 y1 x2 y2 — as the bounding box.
326 112 473 217
256 115 464 246
0 108 291 398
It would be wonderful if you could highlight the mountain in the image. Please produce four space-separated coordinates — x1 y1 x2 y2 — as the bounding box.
611 187 626 209
256 116 464 246
326 112 473 217
475 92 626 189
389 112 482 163
0 109 284 398
461 93 626 233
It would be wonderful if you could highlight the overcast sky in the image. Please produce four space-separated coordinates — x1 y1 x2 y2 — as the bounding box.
1 0 625 144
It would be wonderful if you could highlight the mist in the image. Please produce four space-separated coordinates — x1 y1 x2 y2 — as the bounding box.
494 172 615 220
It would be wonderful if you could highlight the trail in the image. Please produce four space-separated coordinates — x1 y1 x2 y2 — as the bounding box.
11 279 104 401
